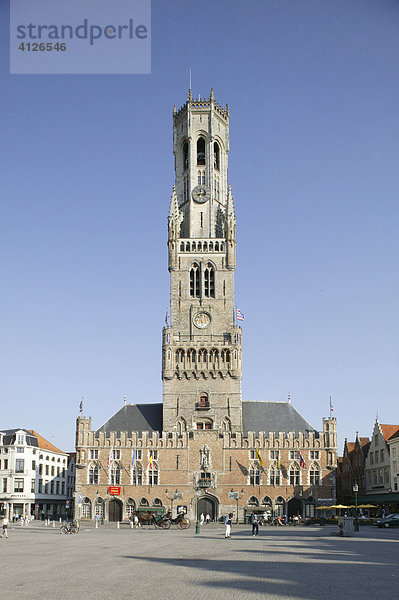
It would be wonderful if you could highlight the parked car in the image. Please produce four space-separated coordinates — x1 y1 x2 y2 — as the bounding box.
376 514 399 528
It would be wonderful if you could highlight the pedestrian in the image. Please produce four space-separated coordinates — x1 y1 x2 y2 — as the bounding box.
200 513 205 526
1 516 9 538
133 513 140 528
224 513 233 538
205 513 211 525
250 513 259 536
94 513 100 528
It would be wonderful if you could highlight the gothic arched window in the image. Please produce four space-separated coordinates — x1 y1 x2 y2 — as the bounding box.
148 462 159 486
197 137 205 165
204 263 215 298
88 462 99 485
249 465 261 486
309 464 320 485
214 141 220 171
289 463 300 486
132 462 143 485
110 462 121 485
190 264 200 297
183 141 189 171
82 497 92 519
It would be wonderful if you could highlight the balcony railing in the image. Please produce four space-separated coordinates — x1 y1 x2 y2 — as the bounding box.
198 479 212 488
195 402 210 410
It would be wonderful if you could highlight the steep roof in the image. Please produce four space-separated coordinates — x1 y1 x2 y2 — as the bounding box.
0 429 38 447
380 424 399 442
28 430 65 454
96 404 163 436
242 401 316 436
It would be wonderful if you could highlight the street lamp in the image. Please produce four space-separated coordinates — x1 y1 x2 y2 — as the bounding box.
195 489 201 534
229 490 241 524
353 483 359 531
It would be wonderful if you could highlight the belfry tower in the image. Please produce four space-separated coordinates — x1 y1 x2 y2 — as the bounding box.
162 90 243 433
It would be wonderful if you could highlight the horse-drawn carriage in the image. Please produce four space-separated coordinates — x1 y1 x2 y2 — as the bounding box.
133 510 190 529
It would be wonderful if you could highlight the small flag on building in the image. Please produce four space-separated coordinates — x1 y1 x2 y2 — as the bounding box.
330 397 334 415
149 451 153 468
79 399 83 414
236 308 244 322
165 310 169 326
298 451 306 468
132 449 136 470
277 456 281 470
255 448 264 469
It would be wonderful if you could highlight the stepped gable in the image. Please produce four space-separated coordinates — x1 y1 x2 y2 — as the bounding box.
96 403 163 437
242 401 316 436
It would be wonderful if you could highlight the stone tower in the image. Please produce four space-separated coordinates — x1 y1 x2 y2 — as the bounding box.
162 90 243 433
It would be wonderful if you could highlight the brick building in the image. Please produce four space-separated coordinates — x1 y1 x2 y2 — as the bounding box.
75 90 337 523
337 435 370 505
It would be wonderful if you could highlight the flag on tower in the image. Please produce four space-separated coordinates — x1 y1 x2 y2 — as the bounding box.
255 448 264 469
298 451 306 468
79 399 83 414
330 397 333 415
165 310 168 326
236 308 244 322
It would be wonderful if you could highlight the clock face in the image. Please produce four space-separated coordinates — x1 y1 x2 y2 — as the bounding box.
193 312 211 329
192 185 210 204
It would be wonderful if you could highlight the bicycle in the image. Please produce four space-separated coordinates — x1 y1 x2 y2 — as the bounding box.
60 522 79 534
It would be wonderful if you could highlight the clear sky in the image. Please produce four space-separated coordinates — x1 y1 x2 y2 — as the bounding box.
1 0 398 453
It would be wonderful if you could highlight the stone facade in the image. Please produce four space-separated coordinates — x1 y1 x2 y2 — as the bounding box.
74 91 338 523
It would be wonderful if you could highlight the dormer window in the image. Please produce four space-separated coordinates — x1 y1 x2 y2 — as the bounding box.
197 137 205 165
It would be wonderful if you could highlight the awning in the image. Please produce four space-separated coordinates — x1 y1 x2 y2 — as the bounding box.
356 493 399 504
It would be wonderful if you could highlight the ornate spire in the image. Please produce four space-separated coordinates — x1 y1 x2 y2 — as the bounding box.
188 88 192 102
210 88 215 102
168 185 180 220
226 184 236 220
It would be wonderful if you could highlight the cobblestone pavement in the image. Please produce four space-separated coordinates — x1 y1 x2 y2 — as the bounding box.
1 523 398 600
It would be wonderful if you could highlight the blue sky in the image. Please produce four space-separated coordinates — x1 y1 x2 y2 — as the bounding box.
1 0 398 453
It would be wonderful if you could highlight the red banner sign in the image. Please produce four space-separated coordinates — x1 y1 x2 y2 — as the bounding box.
108 486 121 495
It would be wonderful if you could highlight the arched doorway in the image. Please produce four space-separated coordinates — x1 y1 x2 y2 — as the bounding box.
108 498 123 522
197 496 218 521
287 497 303 519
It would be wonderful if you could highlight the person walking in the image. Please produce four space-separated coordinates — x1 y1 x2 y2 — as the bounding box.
200 513 205 526
251 513 259 536
224 513 233 538
205 513 211 525
1 516 9 538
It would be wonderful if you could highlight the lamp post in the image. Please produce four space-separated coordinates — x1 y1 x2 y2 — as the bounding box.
229 490 241 524
353 483 359 531
195 489 201 534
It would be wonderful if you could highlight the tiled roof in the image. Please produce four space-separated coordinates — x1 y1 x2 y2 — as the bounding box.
95 401 316 437
380 424 399 442
96 404 163 436
242 401 316 436
359 437 370 447
388 429 399 442
346 442 355 453
28 430 65 454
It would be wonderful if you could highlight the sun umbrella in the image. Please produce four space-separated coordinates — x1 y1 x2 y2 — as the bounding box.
330 505 349 509
316 506 334 510
358 504 378 508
